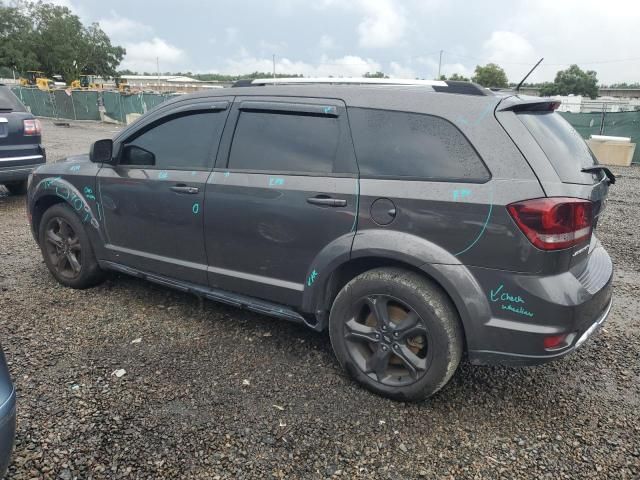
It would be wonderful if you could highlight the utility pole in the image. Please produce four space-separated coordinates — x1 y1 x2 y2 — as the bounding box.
272 54 276 80
437 50 443 79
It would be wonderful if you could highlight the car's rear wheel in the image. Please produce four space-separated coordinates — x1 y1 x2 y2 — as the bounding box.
4 180 27 195
329 267 463 401
39 204 105 289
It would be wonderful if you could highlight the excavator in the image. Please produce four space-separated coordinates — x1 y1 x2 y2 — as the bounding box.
19 71 54 91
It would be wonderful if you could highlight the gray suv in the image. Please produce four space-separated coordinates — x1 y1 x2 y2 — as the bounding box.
26 79 614 401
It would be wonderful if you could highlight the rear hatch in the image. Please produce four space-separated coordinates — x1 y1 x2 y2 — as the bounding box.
496 97 612 268
0 86 42 162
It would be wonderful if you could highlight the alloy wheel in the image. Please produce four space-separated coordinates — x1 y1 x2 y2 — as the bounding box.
44 217 82 279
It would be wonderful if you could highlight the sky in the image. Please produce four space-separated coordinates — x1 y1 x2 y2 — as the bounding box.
53 0 640 84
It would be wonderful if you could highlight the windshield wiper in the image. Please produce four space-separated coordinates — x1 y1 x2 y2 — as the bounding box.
582 166 616 184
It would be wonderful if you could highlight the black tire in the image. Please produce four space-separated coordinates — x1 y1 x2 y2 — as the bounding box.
38 203 105 289
329 267 463 401
5 180 27 195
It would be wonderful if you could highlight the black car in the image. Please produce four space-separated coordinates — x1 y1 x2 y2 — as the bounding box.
0 345 15 478
26 78 613 401
0 84 46 194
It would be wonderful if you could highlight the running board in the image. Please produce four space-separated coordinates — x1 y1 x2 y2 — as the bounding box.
100 261 307 325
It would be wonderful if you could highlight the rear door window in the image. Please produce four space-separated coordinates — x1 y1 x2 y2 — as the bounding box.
0 86 26 112
348 108 490 182
517 112 600 185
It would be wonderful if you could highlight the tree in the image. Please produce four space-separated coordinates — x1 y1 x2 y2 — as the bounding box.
539 65 599 99
440 72 470 82
363 71 388 78
0 1 125 84
472 63 508 88
0 2 39 72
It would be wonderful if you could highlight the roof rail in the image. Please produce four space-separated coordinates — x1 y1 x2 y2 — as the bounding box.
239 77 448 87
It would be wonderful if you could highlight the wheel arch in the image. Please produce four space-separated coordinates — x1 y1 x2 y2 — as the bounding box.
303 231 490 352
29 177 104 248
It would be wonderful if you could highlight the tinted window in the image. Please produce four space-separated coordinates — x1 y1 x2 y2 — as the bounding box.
518 112 600 185
349 108 490 181
228 110 339 173
121 111 226 170
0 86 26 112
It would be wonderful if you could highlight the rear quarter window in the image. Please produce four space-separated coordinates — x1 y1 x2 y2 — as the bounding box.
517 112 600 185
0 86 27 112
348 108 490 182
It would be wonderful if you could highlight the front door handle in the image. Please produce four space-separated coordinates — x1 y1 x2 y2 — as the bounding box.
307 196 347 207
170 184 199 194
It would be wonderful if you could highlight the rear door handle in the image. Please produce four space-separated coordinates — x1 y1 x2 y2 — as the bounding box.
170 184 199 194
307 196 347 207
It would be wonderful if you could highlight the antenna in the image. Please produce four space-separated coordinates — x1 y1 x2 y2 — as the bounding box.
516 57 544 93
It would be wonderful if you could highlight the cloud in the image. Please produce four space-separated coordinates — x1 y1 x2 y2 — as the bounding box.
120 38 185 72
98 12 153 41
316 0 407 48
215 54 382 78
388 61 416 79
356 0 407 48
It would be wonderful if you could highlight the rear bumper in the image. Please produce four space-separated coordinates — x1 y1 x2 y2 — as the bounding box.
0 388 16 478
464 243 614 366
0 154 45 183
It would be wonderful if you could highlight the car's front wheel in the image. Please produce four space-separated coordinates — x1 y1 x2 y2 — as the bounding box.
39 204 105 289
329 267 464 401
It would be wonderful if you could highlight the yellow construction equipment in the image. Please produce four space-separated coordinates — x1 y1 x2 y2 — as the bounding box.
115 77 130 93
70 75 103 90
19 71 54 91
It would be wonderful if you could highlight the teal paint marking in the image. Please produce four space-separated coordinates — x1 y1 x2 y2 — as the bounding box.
489 284 534 318
83 186 96 201
350 177 360 232
307 269 318 287
69 165 81 172
501 304 534 317
489 284 503 302
453 187 493 257
224 171 230 178
158 171 168 180
456 101 494 126
452 189 471 201
323 106 335 114
269 177 285 187
192 202 200 215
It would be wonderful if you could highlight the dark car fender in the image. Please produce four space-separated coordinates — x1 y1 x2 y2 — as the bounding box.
29 176 107 253
302 229 491 350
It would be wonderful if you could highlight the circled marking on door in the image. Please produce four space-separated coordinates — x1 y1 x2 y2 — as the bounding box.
192 202 200 215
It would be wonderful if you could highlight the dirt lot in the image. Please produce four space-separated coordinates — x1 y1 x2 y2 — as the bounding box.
1 119 639 479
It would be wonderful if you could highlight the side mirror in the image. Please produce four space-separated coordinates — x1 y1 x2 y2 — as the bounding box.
89 139 114 164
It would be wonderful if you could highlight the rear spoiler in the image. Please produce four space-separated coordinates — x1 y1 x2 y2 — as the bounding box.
497 96 561 112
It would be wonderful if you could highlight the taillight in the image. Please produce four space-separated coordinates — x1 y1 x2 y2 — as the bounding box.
23 119 41 136
507 197 593 250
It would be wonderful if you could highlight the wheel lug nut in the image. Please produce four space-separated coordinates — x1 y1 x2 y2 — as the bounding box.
393 344 399 350
393 332 398 337
375 333 380 339
381 326 387 331
382 345 388 351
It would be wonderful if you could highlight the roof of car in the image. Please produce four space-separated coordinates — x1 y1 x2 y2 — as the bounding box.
161 82 505 117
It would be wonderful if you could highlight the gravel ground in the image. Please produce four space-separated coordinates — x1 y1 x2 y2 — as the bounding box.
0 119 639 479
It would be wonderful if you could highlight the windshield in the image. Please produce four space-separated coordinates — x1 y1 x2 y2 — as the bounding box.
0 86 27 112
518 111 601 185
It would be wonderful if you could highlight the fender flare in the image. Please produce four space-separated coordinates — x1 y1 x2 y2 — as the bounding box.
302 229 491 347
30 177 106 247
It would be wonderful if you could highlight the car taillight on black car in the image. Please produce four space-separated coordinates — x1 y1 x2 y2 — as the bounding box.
507 197 593 251
23 119 41 136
